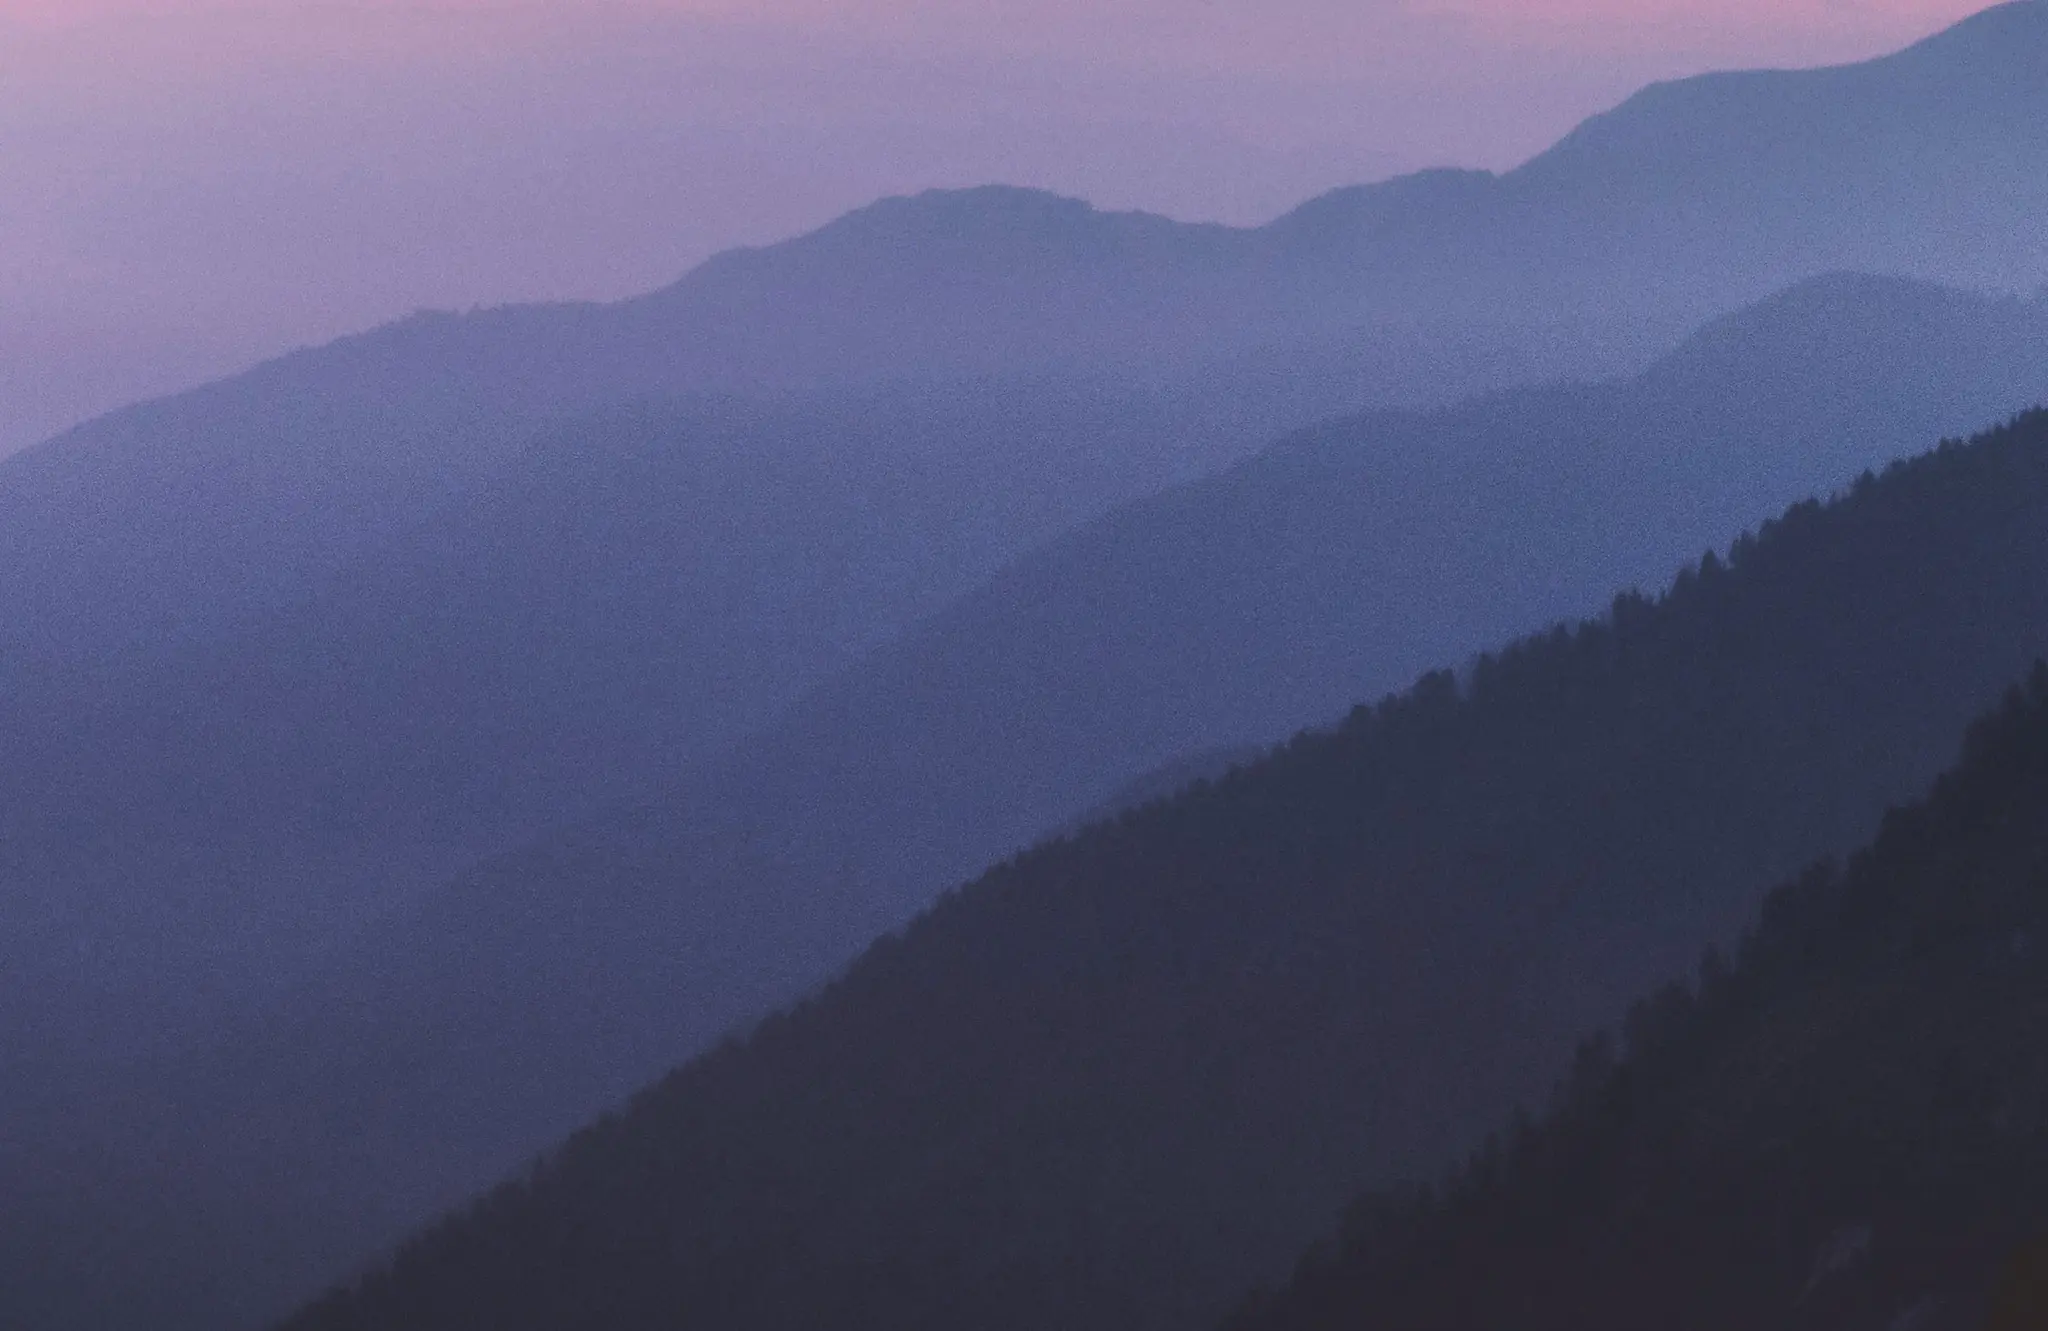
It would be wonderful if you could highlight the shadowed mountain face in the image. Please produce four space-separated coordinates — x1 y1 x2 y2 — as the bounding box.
8 274 2045 1331
4 0 2045 994
274 411 2048 1331
226 272 2048 1254
9 9 2048 1330
720 276 2048 901
1226 670 2048 1331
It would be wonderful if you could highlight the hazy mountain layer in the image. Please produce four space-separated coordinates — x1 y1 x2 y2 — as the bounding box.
13 0 2048 673
271 412 2048 1331
10 7 2048 1323
286 271 2048 1245
12 273 2040 1331
8 0 2046 1013
604 0 2048 389
0 372 1313 998
700 275 2048 922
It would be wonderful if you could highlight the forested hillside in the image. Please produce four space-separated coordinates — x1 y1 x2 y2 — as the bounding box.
693 274 2048 919
215 274 2048 1297
14 9 2048 1329
19 277 2047 1331
280 414 2048 1331
1226 668 2048 1331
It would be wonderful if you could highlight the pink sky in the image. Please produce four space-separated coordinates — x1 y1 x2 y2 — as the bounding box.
0 0 1998 447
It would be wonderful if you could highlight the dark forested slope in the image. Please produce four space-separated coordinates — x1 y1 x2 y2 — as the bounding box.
0 368 1328 1331
1227 669 2048 1331
707 275 2048 911
286 275 2048 1215
14 10 2048 1324
282 413 2048 1331
74 276 2035 1331
19 274 2041 1331
8 0 2048 1001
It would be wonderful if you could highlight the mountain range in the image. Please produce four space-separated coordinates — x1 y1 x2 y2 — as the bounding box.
9 6 2048 1330
11 0 2048 1001
15 0 2048 668
274 409 2048 1331
7 270 2042 1331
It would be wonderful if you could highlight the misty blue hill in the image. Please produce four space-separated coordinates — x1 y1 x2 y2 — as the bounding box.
648 0 2048 383
6 5 2048 1324
273 410 2048 1331
4 0 2045 992
0 198 1513 695
17 274 2046 1331
0 374 1313 1006
9 1 2048 674
1265 0 2048 311
0 369 1366 1331
741 276 2048 874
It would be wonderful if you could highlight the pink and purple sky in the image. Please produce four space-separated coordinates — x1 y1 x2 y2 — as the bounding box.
0 0 1993 447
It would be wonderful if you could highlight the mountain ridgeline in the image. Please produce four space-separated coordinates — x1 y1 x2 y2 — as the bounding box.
12 0 2048 672
219 272 2048 1268
282 411 2048 1331
1226 668 2048 1331
693 274 2048 915
0 374 1312 999
12 278 2048 1331
6 0 2048 1009
54 274 2043 1331
597 0 2048 386
8 8 2048 1330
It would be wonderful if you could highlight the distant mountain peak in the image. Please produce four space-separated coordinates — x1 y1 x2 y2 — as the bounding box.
1264 168 1497 240
708 184 1212 262
1671 272 2022 348
1898 0 2048 62
855 184 1103 219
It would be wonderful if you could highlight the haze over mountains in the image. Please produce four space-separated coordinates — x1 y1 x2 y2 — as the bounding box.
312 271 2048 1177
8 0 2048 985
6 6 2048 1331
279 411 2048 1331
0 374 1312 989
12 274 2048 1331
0 0 1990 455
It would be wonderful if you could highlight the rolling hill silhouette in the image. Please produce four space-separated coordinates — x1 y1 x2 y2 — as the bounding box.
276 409 2048 1331
11 0 2048 675
9 7 2048 1328
243 276 2048 1275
